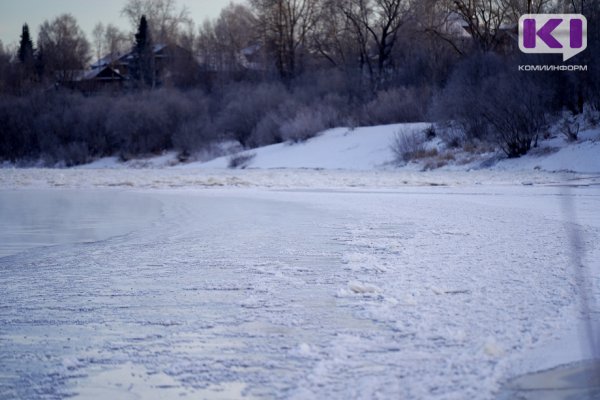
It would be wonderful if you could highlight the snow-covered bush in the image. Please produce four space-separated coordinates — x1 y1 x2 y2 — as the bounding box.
292 69 367 105
432 53 548 158
216 82 289 147
249 99 300 147
391 129 435 164
172 119 211 158
0 95 39 162
560 111 580 142
250 111 285 147
430 53 503 142
362 87 427 125
171 93 213 157
583 106 600 127
250 96 347 145
55 141 90 167
280 108 328 142
33 92 91 165
107 95 171 159
280 103 341 143
74 96 115 157
479 73 548 158
228 152 255 169
159 89 198 134
424 124 437 140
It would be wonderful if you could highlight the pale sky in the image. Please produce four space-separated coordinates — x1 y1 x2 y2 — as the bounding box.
0 0 235 47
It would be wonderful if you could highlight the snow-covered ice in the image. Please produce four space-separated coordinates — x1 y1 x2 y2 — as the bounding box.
1 172 599 399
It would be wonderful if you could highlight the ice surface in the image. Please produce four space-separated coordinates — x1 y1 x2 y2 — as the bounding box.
0 189 161 258
0 180 599 399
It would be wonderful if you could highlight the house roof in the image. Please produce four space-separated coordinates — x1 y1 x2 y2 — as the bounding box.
91 44 170 69
68 66 125 81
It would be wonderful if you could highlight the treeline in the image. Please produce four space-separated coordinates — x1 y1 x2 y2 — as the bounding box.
0 0 599 165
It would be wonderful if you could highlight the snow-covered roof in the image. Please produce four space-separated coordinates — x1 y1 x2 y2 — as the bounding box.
90 52 124 69
241 44 261 56
65 66 124 82
90 44 170 69
153 43 168 53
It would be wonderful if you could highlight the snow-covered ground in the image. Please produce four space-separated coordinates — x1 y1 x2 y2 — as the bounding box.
1 178 599 399
31 121 597 174
187 123 600 173
191 124 429 170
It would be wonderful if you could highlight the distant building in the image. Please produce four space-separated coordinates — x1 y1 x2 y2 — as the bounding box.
239 44 265 71
78 44 200 90
432 12 519 54
56 66 125 92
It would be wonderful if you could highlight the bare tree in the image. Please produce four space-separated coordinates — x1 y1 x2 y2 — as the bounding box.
413 0 466 56
0 41 13 93
446 0 513 52
197 20 219 71
415 0 552 58
92 23 105 61
37 14 90 82
339 0 409 88
310 0 357 68
215 3 258 72
506 0 553 15
104 24 130 61
198 3 258 75
251 0 320 80
121 0 192 44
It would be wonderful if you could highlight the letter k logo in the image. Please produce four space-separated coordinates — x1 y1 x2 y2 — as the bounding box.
523 18 562 48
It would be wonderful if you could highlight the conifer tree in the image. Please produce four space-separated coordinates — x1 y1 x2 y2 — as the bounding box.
18 24 34 65
132 15 155 88
17 24 36 84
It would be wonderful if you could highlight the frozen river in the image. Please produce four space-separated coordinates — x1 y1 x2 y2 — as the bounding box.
0 190 162 258
1 184 599 399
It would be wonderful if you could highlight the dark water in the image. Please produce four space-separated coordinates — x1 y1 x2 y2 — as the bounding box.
498 360 600 400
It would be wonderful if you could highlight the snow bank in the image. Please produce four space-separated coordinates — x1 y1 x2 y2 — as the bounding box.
495 136 600 173
5 122 600 175
183 122 600 174
185 124 429 170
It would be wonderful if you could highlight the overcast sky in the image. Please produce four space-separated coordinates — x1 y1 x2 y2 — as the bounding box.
0 0 234 47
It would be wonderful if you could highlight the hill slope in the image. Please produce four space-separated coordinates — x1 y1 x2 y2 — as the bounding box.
184 123 600 174
187 124 428 170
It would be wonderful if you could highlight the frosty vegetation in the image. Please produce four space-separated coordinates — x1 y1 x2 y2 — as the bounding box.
0 0 599 166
